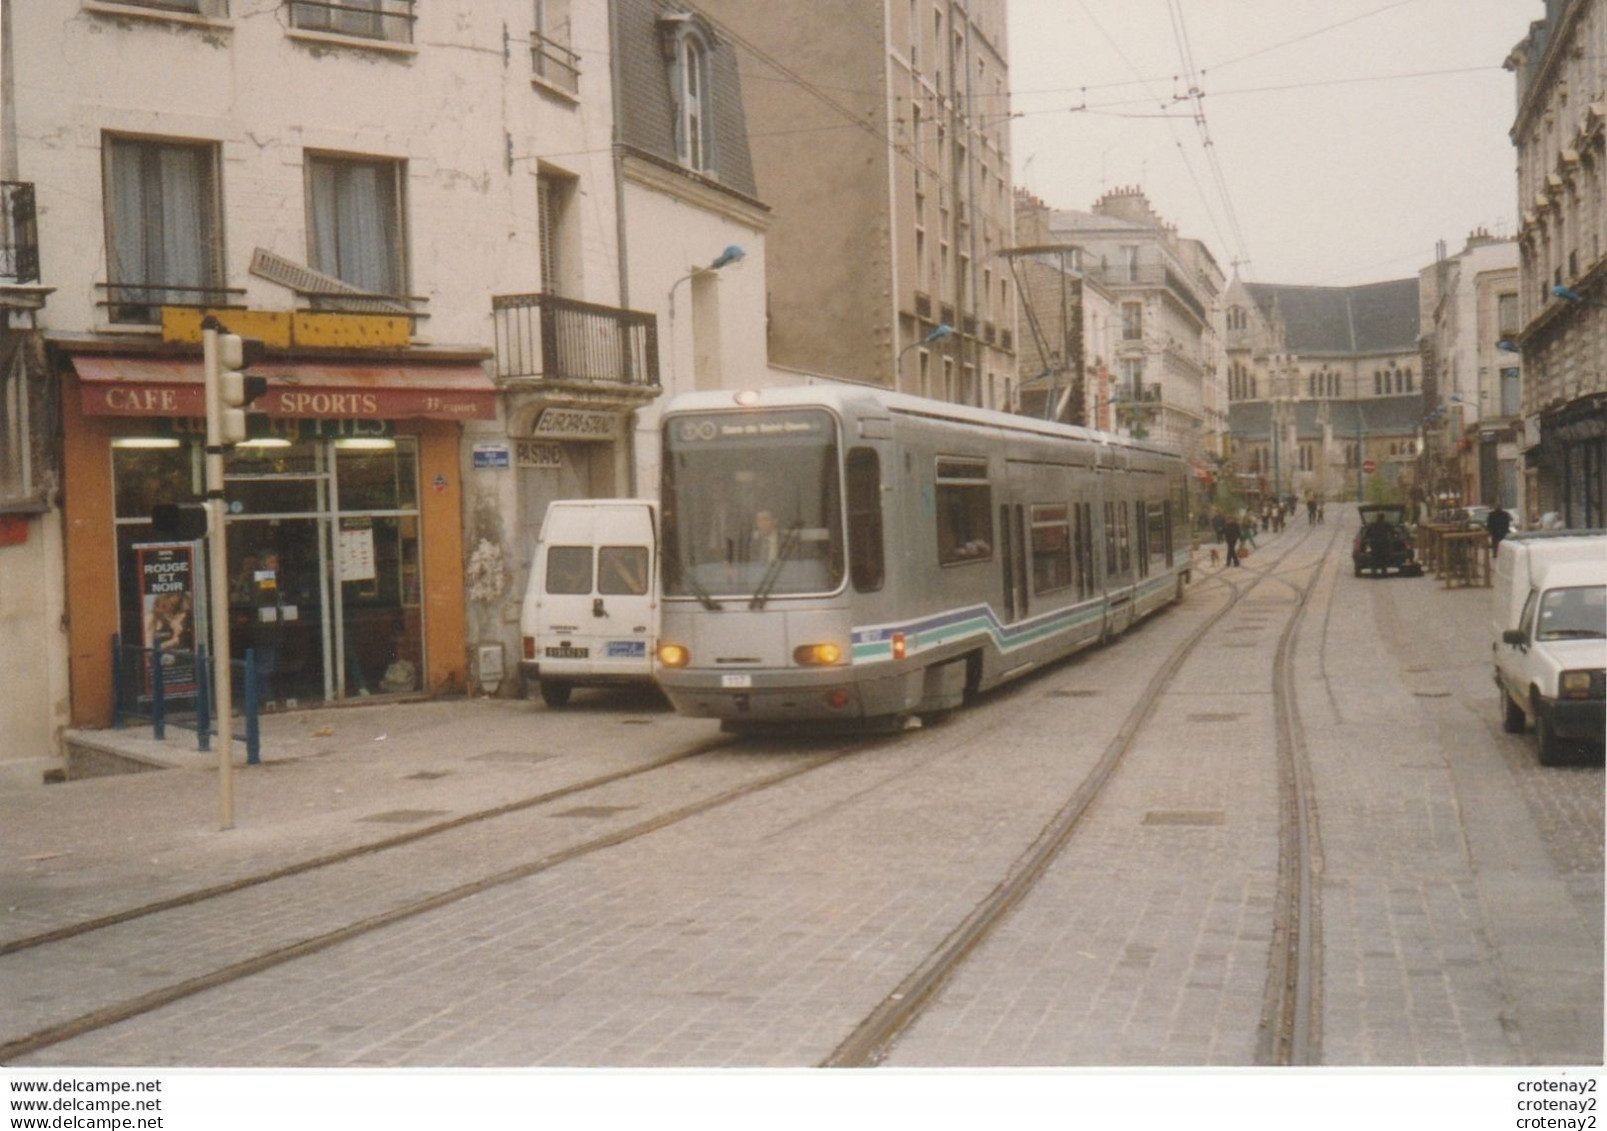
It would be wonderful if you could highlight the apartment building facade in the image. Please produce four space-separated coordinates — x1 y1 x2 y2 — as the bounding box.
1506 0 1606 527
0 0 768 760
1419 232 1523 517
1016 188 1223 470
696 0 1017 406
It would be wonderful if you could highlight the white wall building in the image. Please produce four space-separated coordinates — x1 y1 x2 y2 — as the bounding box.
0 0 774 758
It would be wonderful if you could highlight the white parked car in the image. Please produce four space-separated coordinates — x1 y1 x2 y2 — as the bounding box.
1492 531 1607 764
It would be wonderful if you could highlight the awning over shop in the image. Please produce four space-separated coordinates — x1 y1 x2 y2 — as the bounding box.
70 353 496 421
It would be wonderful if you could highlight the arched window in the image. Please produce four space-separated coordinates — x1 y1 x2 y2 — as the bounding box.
663 16 717 173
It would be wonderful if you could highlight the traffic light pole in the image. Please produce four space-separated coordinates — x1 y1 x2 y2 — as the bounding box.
202 321 235 830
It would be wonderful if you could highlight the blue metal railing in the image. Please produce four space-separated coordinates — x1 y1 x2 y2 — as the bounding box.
111 634 260 765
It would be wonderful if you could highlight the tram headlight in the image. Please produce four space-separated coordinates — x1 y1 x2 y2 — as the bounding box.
793 643 844 666
658 643 690 668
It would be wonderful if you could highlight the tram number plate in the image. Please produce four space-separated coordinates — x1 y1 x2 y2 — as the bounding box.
720 674 753 688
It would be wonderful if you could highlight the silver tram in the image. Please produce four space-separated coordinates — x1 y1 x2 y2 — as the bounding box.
654 386 1193 726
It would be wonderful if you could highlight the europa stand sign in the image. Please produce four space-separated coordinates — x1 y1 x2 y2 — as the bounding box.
135 542 200 701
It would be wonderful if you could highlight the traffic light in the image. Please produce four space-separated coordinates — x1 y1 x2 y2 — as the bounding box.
211 331 268 446
150 503 209 541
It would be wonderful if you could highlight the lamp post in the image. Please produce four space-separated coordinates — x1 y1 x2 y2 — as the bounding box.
897 322 954 390
666 245 745 394
668 244 745 317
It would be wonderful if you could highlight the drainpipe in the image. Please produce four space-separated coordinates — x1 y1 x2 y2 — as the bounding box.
1 0 17 181
609 0 629 310
607 0 636 496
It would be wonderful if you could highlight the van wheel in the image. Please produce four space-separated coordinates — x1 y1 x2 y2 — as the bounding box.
539 680 572 708
1536 707 1568 766
1500 689 1526 734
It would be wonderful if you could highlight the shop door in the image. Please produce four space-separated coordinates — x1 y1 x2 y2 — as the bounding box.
227 517 330 709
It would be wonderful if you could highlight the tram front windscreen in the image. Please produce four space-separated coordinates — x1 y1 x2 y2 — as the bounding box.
661 408 845 601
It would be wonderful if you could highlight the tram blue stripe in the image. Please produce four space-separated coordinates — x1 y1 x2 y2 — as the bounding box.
849 574 1177 663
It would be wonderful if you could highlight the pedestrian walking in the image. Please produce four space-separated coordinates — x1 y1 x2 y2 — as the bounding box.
1240 511 1258 550
1222 515 1242 567
1487 504 1513 551
1212 509 1225 545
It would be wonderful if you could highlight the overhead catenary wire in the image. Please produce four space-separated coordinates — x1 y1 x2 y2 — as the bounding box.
1166 0 1254 275
1071 0 1240 276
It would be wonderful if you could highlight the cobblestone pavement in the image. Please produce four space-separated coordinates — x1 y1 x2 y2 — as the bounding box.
3 521 1600 1069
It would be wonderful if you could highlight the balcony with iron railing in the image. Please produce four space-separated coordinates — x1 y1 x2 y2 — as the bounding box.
531 30 581 97
95 281 246 326
1 183 40 286
492 292 659 390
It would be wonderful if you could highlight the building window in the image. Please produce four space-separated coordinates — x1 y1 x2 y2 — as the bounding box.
1122 246 1140 282
665 18 715 173
306 153 406 298
1122 301 1143 341
289 1 416 44
1120 358 1144 396
1497 293 1518 337
103 135 224 324
532 0 580 96
536 169 577 297
1500 366 1521 417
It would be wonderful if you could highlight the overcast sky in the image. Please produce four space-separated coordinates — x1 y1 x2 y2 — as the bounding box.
1006 0 1538 287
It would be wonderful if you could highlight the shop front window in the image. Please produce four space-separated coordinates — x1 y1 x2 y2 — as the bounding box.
113 434 424 709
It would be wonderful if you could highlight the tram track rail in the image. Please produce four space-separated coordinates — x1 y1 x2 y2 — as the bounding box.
1 743 725 959
824 524 1335 1067
1254 524 1341 1065
0 737 875 1064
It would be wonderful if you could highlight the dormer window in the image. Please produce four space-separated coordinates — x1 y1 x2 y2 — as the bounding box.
662 14 717 173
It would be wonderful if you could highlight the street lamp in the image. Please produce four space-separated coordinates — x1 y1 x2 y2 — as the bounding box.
668 244 746 316
897 322 954 388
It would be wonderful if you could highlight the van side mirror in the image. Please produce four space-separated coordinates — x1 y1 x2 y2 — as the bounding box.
1502 629 1526 646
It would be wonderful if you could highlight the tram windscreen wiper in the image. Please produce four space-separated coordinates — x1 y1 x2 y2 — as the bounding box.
749 523 802 610
672 547 723 611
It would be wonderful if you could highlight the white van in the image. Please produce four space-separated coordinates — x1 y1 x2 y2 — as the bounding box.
519 500 658 707
1492 530 1607 764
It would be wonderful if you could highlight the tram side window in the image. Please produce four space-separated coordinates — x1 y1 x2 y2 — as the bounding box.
846 447 884 592
1118 505 1132 574
936 457 992 565
1030 504 1072 594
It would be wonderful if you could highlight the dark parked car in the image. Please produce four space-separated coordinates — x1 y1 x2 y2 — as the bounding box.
1352 504 1422 577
